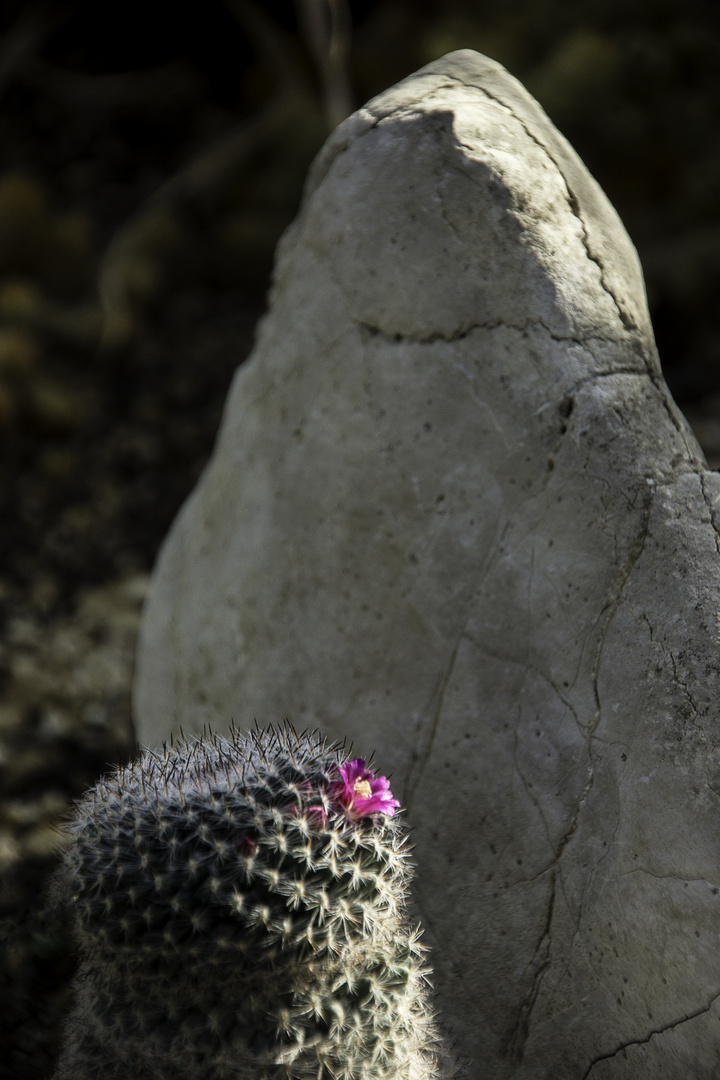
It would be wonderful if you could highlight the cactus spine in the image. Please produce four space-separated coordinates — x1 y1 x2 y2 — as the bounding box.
54 725 455 1079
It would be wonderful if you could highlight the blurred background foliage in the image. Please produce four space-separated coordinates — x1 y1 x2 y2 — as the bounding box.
0 1 718 1076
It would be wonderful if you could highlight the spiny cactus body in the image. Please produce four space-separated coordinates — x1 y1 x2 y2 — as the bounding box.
54 724 455 1080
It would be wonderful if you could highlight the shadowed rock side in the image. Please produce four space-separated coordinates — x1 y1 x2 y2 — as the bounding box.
134 51 720 1079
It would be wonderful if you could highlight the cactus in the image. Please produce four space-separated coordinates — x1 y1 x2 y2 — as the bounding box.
53 724 457 1079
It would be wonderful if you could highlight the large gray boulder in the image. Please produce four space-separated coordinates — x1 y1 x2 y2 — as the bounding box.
133 51 720 1078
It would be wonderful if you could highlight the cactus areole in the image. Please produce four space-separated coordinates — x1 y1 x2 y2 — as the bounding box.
54 725 453 1080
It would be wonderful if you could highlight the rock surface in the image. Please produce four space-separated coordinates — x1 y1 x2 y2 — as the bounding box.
134 51 720 1079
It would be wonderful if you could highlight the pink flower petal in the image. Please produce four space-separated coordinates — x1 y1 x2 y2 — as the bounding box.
332 758 400 819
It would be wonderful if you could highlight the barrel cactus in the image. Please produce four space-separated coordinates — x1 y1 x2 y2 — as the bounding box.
53 724 458 1079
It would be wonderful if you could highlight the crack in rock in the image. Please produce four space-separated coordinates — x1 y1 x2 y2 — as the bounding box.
504 763 596 1065
699 473 720 557
581 992 720 1078
670 651 700 718
354 316 624 348
589 491 652 730
618 867 720 889
404 634 461 813
504 866 556 1065
457 80 636 334
505 492 652 1064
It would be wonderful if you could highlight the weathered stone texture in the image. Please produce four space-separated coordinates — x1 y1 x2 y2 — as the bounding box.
134 51 720 1078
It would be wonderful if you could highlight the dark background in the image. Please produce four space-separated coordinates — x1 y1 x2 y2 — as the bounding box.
0 1 718 1076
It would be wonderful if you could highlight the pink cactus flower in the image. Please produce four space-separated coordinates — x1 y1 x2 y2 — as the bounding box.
333 758 401 820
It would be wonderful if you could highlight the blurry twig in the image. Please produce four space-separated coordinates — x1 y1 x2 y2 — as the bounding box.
98 0 315 351
0 2 68 102
97 90 302 351
18 59 203 113
295 0 354 128
223 0 310 95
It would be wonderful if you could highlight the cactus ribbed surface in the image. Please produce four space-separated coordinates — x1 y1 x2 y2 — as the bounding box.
54 725 455 1079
